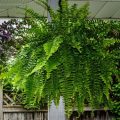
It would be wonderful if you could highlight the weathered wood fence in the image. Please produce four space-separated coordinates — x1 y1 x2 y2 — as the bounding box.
70 110 113 120
0 87 48 120
0 87 114 120
2 106 114 120
3 105 48 120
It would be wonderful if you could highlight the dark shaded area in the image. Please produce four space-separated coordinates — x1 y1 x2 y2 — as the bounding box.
70 110 113 120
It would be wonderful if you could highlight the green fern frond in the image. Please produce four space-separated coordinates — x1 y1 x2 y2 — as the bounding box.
103 38 120 48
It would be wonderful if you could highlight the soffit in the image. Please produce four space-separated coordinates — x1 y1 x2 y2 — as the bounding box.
0 0 120 19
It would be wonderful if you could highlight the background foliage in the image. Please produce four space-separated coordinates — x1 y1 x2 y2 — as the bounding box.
0 19 28 72
1 0 120 116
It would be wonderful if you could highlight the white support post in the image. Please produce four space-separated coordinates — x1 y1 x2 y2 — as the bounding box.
48 0 66 120
48 97 66 120
48 0 59 20
0 81 3 120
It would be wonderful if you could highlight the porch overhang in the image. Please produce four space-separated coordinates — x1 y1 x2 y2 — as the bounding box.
0 0 120 19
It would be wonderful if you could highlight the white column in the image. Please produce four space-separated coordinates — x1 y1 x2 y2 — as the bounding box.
47 0 59 20
48 1 66 120
48 97 66 120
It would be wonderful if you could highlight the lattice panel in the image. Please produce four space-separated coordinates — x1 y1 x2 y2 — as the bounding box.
3 91 22 105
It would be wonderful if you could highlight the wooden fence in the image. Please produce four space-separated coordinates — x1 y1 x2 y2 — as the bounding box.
70 110 113 120
1 106 114 120
3 105 48 120
0 86 48 120
0 86 114 120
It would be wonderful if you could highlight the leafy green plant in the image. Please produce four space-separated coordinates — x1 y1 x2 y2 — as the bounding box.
111 80 120 119
110 74 120 120
0 19 30 95
1 0 120 116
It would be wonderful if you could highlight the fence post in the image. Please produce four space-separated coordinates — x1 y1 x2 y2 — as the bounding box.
0 81 3 120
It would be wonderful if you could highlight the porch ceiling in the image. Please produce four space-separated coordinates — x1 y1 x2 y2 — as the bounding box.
0 0 120 19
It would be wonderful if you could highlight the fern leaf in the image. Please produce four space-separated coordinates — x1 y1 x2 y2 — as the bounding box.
43 36 63 59
103 38 120 48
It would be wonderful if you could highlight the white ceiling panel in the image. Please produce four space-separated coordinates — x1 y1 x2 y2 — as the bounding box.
0 0 120 19
0 10 8 17
68 1 87 7
113 8 120 18
26 1 47 16
0 9 6 12
68 1 106 18
8 8 25 17
0 0 47 17
0 0 31 4
95 2 120 18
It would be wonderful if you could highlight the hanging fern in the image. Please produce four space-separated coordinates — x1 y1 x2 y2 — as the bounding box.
1 0 120 116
